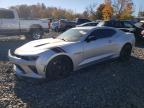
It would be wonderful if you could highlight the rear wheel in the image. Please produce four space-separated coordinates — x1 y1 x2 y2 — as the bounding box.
46 56 73 80
120 44 132 61
27 28 43 40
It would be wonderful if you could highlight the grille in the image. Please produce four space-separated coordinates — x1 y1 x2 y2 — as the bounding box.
15 65 26 74
29 66 38 74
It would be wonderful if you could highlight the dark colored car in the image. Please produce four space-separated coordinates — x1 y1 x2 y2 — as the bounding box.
97 20 144 41
75 18 91 25
59 20 76 31
65 21 76 29
51 21 59 31
76 22 98 27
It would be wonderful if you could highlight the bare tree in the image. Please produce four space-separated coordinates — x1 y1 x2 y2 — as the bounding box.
113 0 134 17
85 3 97 19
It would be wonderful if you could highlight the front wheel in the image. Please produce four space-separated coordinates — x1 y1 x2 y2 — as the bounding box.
46 56 73 80
119 44 132 61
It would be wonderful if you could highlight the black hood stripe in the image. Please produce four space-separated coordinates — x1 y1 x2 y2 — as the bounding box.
51 47 66 53
34 43 49 47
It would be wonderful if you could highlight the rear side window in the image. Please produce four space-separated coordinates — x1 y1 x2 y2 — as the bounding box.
0 10 14 19
90 29 116 39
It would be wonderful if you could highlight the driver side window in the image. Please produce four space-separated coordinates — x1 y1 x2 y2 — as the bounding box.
89 29 116 40
89 29 102 40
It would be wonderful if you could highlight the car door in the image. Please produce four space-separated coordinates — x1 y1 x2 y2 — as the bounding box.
80 28 117 65
0 10 20 35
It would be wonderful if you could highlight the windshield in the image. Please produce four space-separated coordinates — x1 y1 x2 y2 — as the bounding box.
57 29 89 42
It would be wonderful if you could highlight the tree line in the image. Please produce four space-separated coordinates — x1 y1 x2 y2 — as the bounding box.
10 3 76 20
10 0 134 20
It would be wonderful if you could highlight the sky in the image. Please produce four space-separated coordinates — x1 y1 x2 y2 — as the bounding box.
0 0 144 16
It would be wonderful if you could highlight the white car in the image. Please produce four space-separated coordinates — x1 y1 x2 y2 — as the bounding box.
8 27 135 80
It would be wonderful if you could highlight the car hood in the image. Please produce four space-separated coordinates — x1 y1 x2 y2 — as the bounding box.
15 38 71 55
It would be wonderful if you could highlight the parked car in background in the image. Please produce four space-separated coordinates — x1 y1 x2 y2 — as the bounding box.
77 22 98 27
97 20 144 41
40 18 52 22
51 21 59 32
67 21 76 28
40 18 53 29
75 18 91 25
58 19 67 31
52 19 76 32
0 9 49 40
9 26 135 79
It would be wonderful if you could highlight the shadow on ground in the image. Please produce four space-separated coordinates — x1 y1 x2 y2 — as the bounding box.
14 57 144 108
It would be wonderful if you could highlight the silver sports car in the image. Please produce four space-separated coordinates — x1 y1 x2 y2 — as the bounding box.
8 26 135 79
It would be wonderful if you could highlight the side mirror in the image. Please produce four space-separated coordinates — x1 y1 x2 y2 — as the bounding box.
86 36 96 42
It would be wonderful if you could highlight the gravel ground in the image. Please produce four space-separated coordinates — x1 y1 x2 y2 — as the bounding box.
0 33 144 108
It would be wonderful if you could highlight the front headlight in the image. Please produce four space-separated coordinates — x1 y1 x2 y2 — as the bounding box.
13 54 39 61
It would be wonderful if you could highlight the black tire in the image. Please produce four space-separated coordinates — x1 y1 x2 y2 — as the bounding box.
46 56 73 80
119 44 132 61
28 28 43 40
